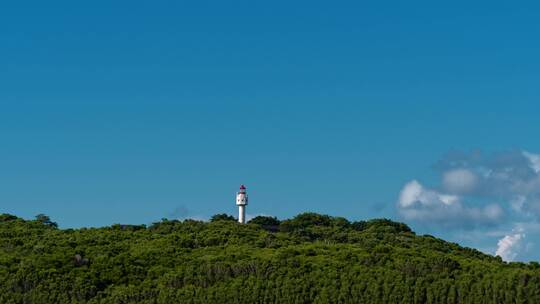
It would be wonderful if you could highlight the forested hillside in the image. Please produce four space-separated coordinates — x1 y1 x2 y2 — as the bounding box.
1 212 539 304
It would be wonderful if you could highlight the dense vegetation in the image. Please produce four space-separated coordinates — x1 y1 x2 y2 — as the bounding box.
1 212 539 303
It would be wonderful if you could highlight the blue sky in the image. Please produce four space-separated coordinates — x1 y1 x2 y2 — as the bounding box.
2 1 540 261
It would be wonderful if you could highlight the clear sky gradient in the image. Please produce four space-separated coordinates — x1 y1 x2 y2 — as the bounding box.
2 1 540 261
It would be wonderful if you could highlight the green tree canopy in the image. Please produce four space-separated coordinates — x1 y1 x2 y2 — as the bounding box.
34 213 58 228
0 212 537 303
210 213 236 222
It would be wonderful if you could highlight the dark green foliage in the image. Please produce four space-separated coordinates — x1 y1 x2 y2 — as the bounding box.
282 212 336 228
34 213 58 228
0 212 538 303
365 218 413 233
248 216 280 231
0 213 19 222
248 215 280 226
210 213 236 222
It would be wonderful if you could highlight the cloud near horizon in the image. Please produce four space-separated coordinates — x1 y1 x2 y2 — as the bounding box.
398 180 503 228
397 149 540 261
495 232 525 262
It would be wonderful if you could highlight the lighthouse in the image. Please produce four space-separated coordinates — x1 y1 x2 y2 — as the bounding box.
236 185 248 224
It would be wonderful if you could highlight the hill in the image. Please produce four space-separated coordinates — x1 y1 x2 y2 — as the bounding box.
0 212 539 303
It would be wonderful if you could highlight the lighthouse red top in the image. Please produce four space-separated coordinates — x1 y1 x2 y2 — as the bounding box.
236 184 248 206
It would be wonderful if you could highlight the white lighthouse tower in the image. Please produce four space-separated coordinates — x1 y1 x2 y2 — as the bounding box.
236 185 248 224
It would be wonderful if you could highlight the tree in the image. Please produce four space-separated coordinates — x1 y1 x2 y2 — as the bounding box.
248 216 280 232
210 213 236 222
365 218 412 233
0 213 19 222
35 213 58 228
0 212 537 303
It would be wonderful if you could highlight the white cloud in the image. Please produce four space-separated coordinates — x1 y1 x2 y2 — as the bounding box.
523 151 540 173
439 194 459 206
496 232 524 261
399 180 426 207
397 180 502 228
442 168 479 194
399 180 459 208
397 150 540 261
432 150 540 219
398 149 540 260
489 222 540 261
